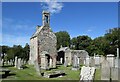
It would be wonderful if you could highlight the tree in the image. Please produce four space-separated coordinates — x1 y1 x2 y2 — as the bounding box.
6 48 14 61
77 35 92 50
55 31 70 50
23 43 30 61
104 27 120 56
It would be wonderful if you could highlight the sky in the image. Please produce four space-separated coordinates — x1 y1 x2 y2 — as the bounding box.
1 2 118 47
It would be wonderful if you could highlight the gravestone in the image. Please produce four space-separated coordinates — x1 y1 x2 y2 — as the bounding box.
49 58 52 68
77 57 80 66
101 59 110 80
15 56 18 67
34 60 41 76
107 54 115 67
9 59 13 66
17 58 22 69
79 58 84 65
95 56 100 66
85 57 90 66
60 58 63 64
89 57 95 67
100 56 105 64
72 55 79 70
117 48 119 58
111 67 118 80
80 66 95 81
64 57 68 67
0 57 2 66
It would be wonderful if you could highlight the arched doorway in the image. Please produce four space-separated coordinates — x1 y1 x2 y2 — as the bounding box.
57 51 65 64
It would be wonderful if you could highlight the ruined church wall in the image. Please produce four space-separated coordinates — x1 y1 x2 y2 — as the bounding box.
29 37 38 65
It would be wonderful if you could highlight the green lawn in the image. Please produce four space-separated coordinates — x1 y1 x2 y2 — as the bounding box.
1 65 101 80
1 65 80 80
94 68 101 80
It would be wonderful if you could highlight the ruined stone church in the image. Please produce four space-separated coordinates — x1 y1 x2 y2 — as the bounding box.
29 11 57 70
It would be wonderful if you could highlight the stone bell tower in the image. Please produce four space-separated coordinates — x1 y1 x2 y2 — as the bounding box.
42 11 50 27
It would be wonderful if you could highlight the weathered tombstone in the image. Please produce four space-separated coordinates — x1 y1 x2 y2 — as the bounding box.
15 56 18 67
60 58 63 64
79 57 84 65
34 60 41 76
101 59 110 80
95 55 100 66
0 57 2 66
111 67 118 80
89 57 95 67
1 59 4 66
80 66 95 81
117 48 119 58
64 57 68 67
17 58 22 69
72 55 79 70
100 55 105 64
10 59 13 66
85 57 89 66
49 58 52 68
107 54 115 67
77 57 80 65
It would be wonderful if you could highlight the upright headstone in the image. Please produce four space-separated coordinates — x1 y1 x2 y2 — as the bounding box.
85 57 89 66
100 55 105 64
15 56 18 67
79 57 84 65
95 56 100 65
77 57 80 66
101 59 110 80
34 60 41 76
89 57 95 67
60 58 63 64
111 67 118 80
117 48 119 58
73 55 78 67
107 54 115 67
0 57 2 66
1 59 4 66
64 57 68 67
17 58 22 69
49 58 52 68
72 55 79 70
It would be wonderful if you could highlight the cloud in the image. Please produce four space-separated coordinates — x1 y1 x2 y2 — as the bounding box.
41 0 63 14
87 29 92 32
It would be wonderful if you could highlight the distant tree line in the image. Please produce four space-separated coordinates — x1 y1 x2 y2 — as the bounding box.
0 43 29 66
0 27 119 65
55 27 120 56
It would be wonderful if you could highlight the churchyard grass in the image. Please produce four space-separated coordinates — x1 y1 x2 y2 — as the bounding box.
1 65 100 80
1 65 80 80
94 69 101 80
